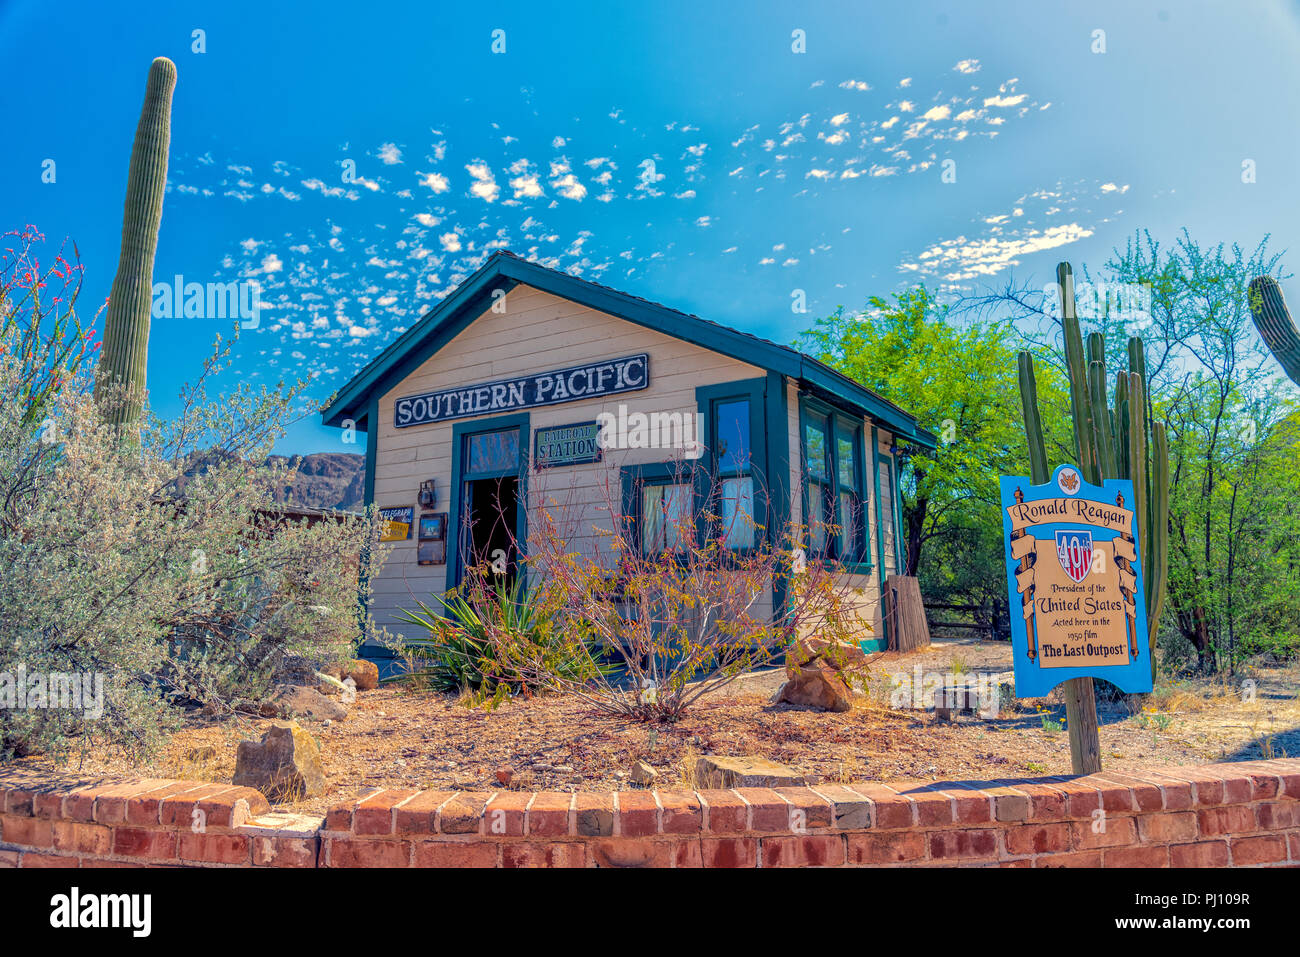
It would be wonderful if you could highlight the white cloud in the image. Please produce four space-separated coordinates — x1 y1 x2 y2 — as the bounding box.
378 143 402 165
420 171 450 193
954 59 981 74
466 161 499 202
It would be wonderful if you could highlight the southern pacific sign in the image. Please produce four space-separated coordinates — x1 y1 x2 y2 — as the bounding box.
393 354 649 428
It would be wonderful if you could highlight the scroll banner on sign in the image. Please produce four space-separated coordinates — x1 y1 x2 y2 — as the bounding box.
999 464 1153 697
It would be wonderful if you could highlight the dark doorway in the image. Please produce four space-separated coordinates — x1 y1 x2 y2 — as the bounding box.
464 474 519 588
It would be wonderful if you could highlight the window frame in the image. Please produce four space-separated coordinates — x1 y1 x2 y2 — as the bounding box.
798 395 872 573
695 379 769 556
620 462 696 559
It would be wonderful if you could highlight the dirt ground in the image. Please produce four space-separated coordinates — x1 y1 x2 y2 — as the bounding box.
17 637 1300 816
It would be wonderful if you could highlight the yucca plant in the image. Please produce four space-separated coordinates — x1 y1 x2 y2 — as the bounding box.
395 577 605 703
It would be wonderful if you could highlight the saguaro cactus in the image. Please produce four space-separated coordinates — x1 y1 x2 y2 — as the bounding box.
95 56 176 426
1247 276 1300 386
1015 262 1171 772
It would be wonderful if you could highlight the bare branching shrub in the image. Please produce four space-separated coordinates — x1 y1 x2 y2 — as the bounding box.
460 455 871 721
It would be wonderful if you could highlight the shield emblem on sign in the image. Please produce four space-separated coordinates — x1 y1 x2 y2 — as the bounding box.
1055 529 1093 584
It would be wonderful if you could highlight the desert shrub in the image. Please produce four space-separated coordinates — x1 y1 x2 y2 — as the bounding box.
0 231 392 761
396 577 605 702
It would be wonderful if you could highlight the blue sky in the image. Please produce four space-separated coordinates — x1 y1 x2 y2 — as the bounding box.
4 0 1299 454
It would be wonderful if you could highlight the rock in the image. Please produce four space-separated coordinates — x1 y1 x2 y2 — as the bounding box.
268 683 348 722
270 654 317 686
496 766 514 786
779 660 852 712
232 721 325 802
789 636 867 672
342 658 380 691
630 760 658 786
694 755 808 789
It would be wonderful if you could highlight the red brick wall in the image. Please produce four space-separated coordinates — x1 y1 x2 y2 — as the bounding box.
3 759 1298 868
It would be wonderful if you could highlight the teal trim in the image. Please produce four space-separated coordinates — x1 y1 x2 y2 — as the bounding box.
891 447 906 573
321 250 936 449
765 371 791 619
860 637 888 653
446 411 531 589
695 378 769 556
872 426 888 647
362 396 378 506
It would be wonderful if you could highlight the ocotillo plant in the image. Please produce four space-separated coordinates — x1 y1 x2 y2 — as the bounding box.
1018 262 1170 676
95 56 176 426
1247 276 1300 386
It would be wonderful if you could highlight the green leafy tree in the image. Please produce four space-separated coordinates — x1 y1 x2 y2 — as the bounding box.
796 287 1070 608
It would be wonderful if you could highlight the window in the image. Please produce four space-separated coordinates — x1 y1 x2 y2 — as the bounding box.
641 480 691 555
801 401 866 564
713 398 755 550
878 456 898 575
465 428 520 475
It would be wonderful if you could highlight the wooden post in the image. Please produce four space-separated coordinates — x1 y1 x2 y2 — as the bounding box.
1062 677 1101 775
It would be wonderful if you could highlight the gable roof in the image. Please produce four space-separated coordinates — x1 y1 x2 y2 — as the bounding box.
321 249 937 449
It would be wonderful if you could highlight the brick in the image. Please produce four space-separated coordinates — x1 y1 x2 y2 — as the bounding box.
481 793 528 838
323 797 360 833
810 784 871 830
943 788 993 825
20 852 78 868
733 788 787 832
1186 772 1225 806
93 780 171 826
501 841 586 868
1137 811 1197 844
929 828 999 860
392 790 456 835
1144 773 1195 811
252 836 318 867
1230 834 1287 865
656 791 702 835
1096 783 1137 813
326 838 411 868
701 837 758 868
574 793 615 837
0 849 19 868
3 784 38 816
851 784 913 829
1170 840 1229 868
1097 773 1163 812
1071 816 1137 850
989 787 1030 823
1 814 53 848
51 820 112 856
1288 830 1300 861
761 834 845 867
698 790 747 833
1034 850 1102 867
354 789 419 836
1055 780 1103 817
34 790 68 819
674 840 703 867
590 838 676 868
178 832 252 865
439 793 491 835
1242 769 1282 801
773 787 833 829
617 791 659 837
413 841 499 868
1217 773 1253 805
908 790 954 827
1016 783 1067 821
1104 844 1170 867
127 782 200 826
1197 806 1257 836
527 792 572 837
113 827 177 860
846 830 925 864
62 785 108 823
159 783 234 828
1255 802 1300 830
1004 823 1070 856
204 788 270 829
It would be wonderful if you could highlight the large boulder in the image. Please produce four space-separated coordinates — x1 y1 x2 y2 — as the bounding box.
695 755 808 789
232 721 325 802
777 660 853 712
268 683 348 722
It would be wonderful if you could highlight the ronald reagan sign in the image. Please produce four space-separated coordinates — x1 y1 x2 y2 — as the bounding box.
999 464 1153 696
394 354 650 428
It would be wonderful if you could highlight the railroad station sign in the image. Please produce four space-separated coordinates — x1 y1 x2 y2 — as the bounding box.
999 463 1153 696
534 421 603 469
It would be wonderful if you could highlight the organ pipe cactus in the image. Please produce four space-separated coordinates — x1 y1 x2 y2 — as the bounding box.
1247 276 1300 386
1017 262 1170 681
94 56 176 426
